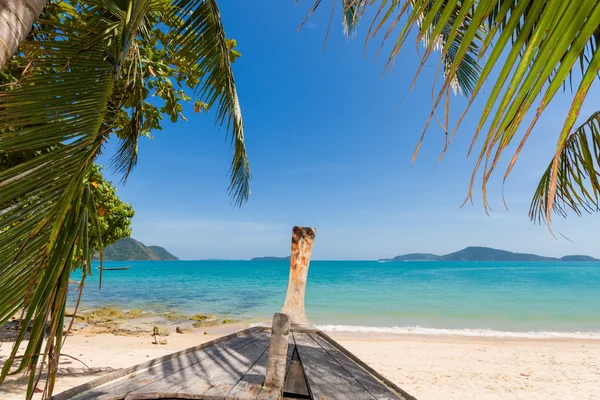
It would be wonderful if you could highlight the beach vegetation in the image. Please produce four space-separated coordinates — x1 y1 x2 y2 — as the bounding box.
87 166 135 250
0 0 249 397
0 159 134 255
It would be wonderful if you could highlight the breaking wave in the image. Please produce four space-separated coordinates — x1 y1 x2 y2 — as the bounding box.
314 324 600 340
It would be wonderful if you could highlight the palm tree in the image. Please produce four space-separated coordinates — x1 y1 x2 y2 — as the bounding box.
323 0 600 225
0 1 250 398
0 0 46 68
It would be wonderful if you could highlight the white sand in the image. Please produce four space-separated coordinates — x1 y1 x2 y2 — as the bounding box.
332 332 600 400
1 326 599 399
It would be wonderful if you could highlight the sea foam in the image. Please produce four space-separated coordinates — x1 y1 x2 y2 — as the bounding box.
314 324 600 340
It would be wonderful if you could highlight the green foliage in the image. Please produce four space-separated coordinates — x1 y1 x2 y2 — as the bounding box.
0 1 249 398
314 0 600 224
0 155 133 253
88 165 135 250
0 161 133 263
170 0 251 205
530 111 600 223
0 147 58 170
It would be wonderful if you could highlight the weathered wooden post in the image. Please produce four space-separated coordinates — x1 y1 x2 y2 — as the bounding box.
280 226 316 327
261 313 290 398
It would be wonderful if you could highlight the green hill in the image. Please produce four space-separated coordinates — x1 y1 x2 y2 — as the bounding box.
384 246 598 262
97 238 178 261
147 245 179 261
443 247 557 261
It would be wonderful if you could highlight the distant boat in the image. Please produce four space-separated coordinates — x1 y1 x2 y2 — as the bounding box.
98 265 131 271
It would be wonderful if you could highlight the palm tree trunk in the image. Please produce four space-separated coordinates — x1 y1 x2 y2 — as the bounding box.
0 0 45 69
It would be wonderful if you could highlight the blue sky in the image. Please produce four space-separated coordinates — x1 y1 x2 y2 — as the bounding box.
98 1 600 260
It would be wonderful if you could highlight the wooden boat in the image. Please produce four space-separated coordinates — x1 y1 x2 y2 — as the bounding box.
98 265 131 271
54 227 415 400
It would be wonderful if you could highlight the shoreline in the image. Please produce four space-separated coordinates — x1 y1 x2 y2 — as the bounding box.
326 330 600 345
314 324 600 340
2 321 599 400
59 305 245 336
55 304 600 341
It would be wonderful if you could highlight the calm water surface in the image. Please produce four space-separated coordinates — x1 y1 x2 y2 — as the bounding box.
70 260 600 338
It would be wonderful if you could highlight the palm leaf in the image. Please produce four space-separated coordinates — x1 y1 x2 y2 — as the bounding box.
341 0 364 37
169 0 251 206
530 110 600 224
1 1 251 397
308 0 600 221
0 2 146 397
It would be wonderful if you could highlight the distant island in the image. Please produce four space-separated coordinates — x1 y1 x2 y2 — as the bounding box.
560 255 599 262
250 256 290 261
96 237 179 261
380 246 599 262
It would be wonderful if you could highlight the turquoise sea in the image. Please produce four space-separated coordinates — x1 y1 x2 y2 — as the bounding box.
70 260 600 339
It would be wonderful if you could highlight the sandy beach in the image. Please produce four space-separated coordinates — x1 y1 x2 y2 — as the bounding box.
1 322 599 400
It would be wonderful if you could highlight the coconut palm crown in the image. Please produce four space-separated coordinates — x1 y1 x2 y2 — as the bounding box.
327 0 600 224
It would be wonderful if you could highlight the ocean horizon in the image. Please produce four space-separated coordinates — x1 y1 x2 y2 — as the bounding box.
70 260 600 340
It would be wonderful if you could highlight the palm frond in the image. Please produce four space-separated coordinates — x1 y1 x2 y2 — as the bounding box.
342 0 364 38
170 0 251 206
433 4 485 97
111 108 141 181
530 110 600 224
0 2 148 396
2 1 252 397
109 52 144 181
309 1 600 219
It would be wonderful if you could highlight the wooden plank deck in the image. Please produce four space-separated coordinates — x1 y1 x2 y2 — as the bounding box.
52 328 414 400
292 332 376 400
308 333 402 400
52 328 264 400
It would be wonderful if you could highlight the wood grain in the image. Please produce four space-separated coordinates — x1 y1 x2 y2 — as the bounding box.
68 331 264 400
293 332 376 400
